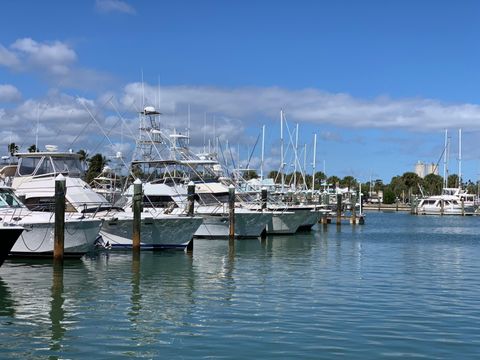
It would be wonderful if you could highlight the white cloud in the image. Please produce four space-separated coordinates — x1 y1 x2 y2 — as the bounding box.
0 38 114 91
119 83 480 132
0 45 19 68
11 38 76 76
95 0 136 14
0 84 21 102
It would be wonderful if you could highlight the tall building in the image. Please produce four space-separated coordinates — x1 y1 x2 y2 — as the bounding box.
414 161 439 178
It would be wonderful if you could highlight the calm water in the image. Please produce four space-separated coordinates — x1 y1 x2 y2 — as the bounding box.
1 212 480 359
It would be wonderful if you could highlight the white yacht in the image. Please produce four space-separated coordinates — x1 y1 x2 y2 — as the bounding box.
416 188 477 215
0 186 101 257
6 150 203 250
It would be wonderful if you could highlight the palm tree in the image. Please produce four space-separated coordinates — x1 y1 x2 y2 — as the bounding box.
8 143 19 157
27 144 37 153
76 149 88 162
85 153 109 183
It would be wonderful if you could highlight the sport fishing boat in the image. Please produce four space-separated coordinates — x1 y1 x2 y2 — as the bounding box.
120 106 272 239
5 149 202 250
0 186 101 257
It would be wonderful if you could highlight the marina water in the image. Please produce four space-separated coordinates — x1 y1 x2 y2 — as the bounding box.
1 212 480 359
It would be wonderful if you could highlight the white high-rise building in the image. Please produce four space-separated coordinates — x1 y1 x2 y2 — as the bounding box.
414 161 439 178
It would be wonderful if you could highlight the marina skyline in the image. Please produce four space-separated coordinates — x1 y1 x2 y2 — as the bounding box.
1 1 480 182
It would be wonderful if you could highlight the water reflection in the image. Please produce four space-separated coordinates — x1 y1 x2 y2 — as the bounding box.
1 213 479 359
49 263 65 354
0 277 15 317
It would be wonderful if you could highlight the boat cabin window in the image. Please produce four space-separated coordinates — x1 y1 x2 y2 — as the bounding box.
0 189 23 208
52 158 83 176
36 157 54 175
18 157 42 176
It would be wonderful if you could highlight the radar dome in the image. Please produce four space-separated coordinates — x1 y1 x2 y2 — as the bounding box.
144 106 156 114
45 145 58 152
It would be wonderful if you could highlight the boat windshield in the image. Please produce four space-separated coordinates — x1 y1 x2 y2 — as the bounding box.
52 157 83 176
0 188 24 208
18 155 84 177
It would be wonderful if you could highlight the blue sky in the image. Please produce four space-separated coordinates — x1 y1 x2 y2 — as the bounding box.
1 0 480 183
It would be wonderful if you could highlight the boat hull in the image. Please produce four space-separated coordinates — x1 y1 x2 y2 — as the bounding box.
9 217 102 258
295 208 323 231
266 210 304 234
194 211 271 239
100 213 203 250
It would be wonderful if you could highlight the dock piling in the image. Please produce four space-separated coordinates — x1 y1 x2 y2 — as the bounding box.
261 187 268 240
228 185 235 240
336 193 342 225
187 181 195 216
54 174 66 263
132 179 142 252
350 194 357 224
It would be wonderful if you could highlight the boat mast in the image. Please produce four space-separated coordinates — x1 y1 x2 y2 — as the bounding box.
261 124 265 181
443 129 448 188
187 104 191 145
303 143 307 190
294 122 299 190
312 133 317 193
458 128 462 188
280 109 285 192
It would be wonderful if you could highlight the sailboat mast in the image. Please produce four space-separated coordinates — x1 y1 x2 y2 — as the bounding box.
312 133 317 193
443 129 448 188
303 143 307 189
261 124 265 181
280 109 285 192
294 123 299 189
187 104 191 145
458 128 462 187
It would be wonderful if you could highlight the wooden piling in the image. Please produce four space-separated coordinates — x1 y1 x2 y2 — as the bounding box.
186 181 196 252
261 187 268 240
261 187 268 211
54 174 66 262
461 198 465 216
350 195 357 224
336 193 342 225
132 179 142 252
228 185 235 240
440 198 444 216
187 181 195 216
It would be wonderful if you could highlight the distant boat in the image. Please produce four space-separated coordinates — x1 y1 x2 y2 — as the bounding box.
416 188 477 215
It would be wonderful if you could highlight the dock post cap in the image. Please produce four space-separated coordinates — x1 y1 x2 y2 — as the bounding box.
188 181 195 186
228 184 235 189
133 178 142 185
55 174 65 181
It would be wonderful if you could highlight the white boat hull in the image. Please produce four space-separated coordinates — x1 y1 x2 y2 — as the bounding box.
9 215 102 257
99 212 203 250
194 211 270 238
266 210 304 234
417 205 476 215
